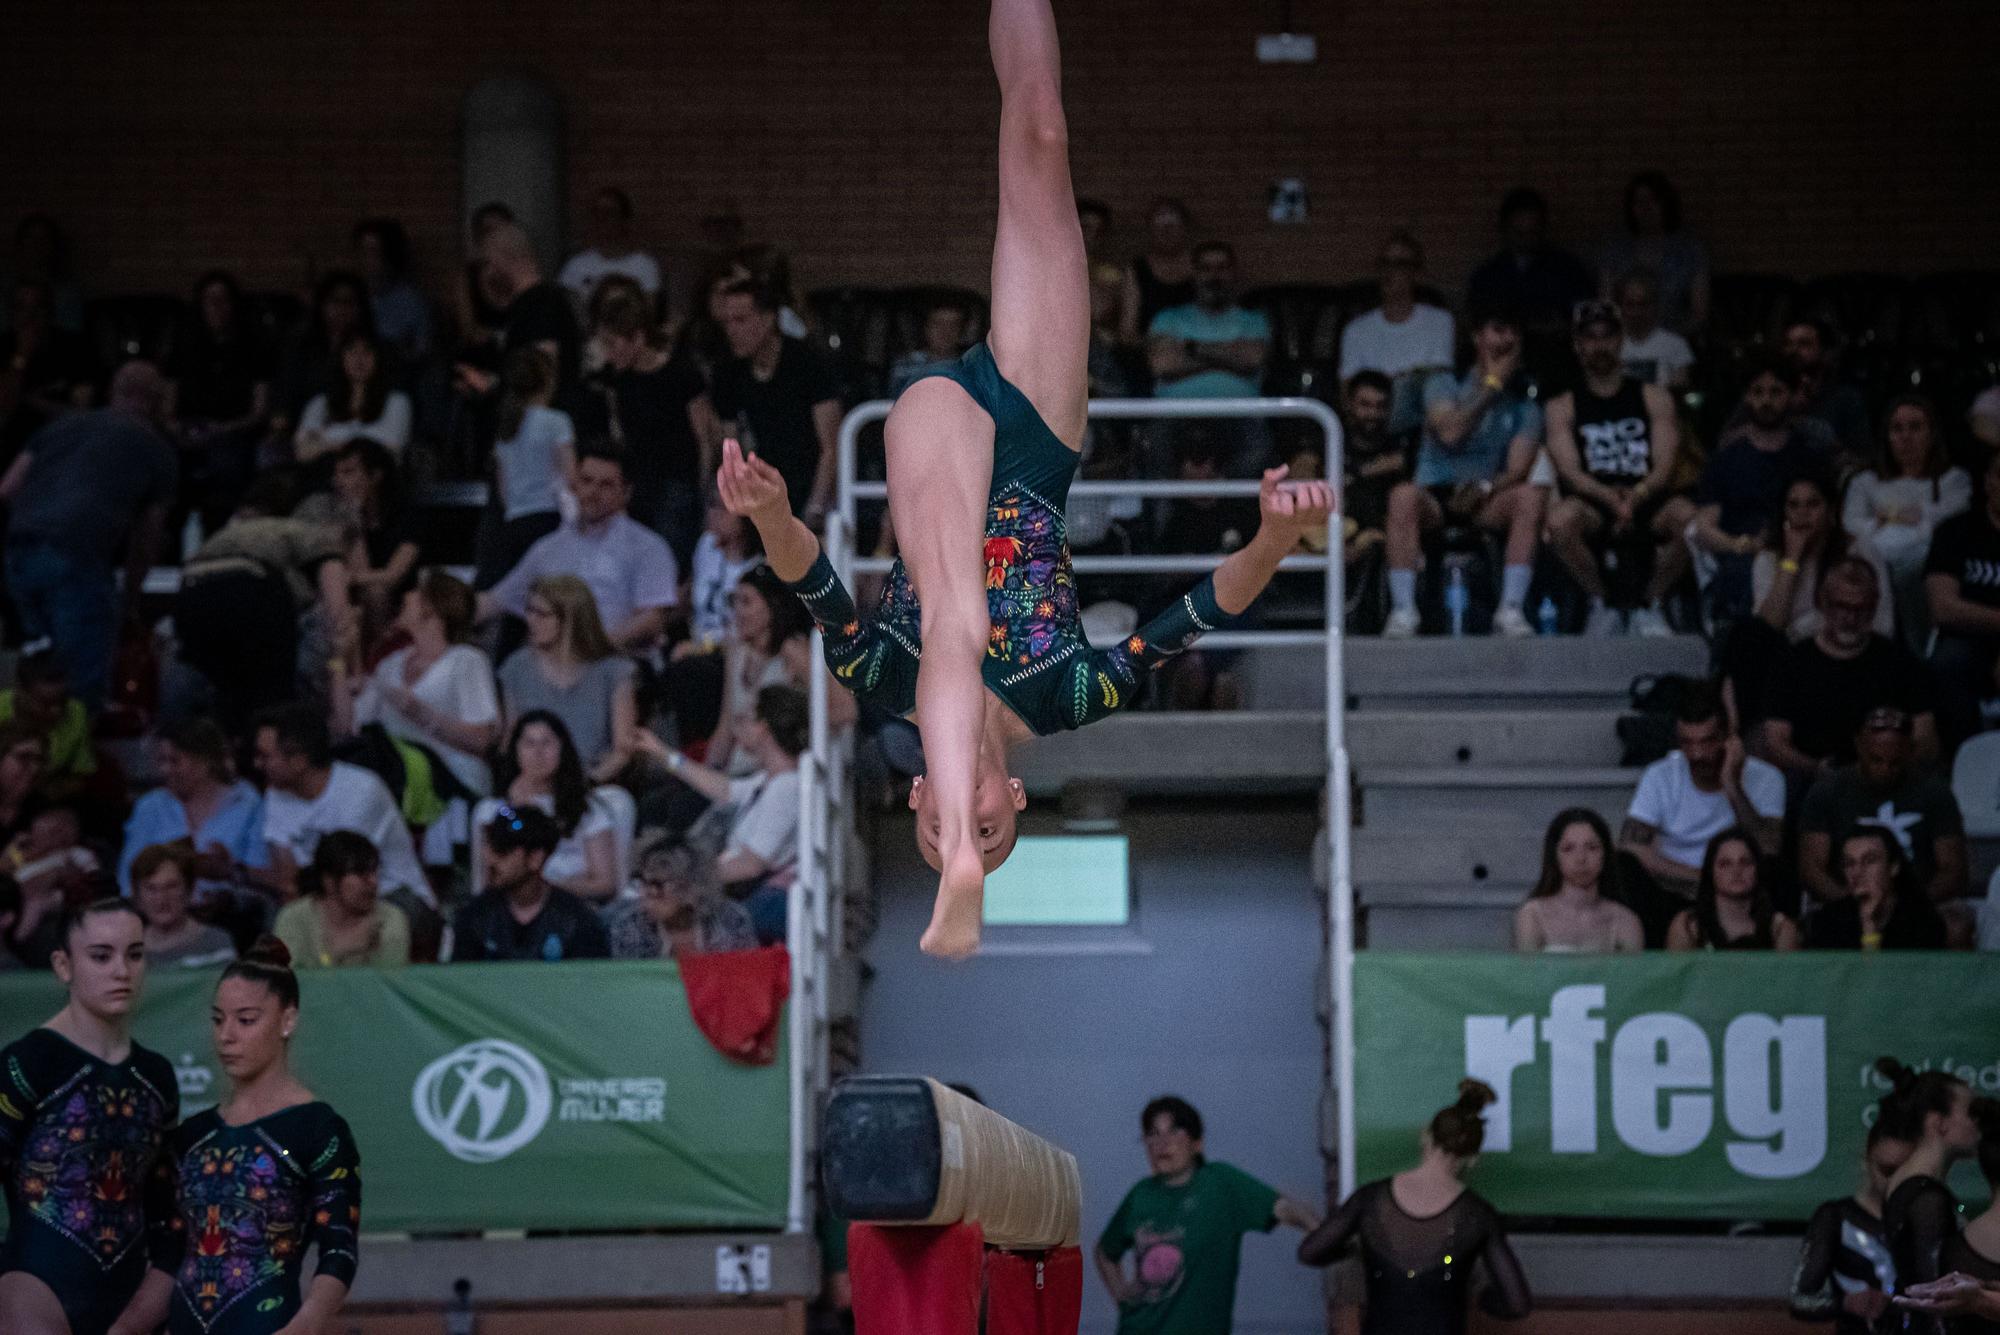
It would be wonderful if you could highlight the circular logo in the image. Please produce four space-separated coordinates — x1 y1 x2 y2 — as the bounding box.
411 1039 552 1164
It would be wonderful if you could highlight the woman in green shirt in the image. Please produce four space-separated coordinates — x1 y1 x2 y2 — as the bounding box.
272 831 409 969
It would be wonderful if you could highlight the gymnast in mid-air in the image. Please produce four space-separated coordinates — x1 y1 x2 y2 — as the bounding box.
717 0 1334 959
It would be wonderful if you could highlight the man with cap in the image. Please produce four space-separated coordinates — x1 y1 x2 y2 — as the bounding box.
1798 705 1967 921
449 804 610 962
1542 298 1691 636
1380 302 1547 638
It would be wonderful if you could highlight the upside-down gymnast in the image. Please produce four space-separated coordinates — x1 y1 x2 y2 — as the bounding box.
716 0 1335 959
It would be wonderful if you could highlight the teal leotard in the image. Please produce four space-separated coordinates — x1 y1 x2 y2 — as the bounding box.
788 342 1236 736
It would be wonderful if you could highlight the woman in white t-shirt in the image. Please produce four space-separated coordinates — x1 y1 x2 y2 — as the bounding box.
1841 395 1970 649
486 710 620 903
338 571 501 796
295 330 413 460
484 345 577 583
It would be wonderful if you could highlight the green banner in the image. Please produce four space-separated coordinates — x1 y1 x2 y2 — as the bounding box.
1354 952 1998 1220
0 961 789 1233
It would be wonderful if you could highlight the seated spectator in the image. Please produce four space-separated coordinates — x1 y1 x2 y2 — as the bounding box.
1615 268 1695 390
164 270 272 531
638 685 806 942
325 438 421 641
1382 305 1546 639
130 841 235 968
1 360 176 714
485 712 621 904
889 300 973 398
249 704 434 924
449 805 609 962
1145 242 1271 406
468 221 584 399
479 440 682 655
117 717 264 898
1843 395 1968 651
273 829 410 969
1924 448 2000 749
1339 371 1409 566
482 346 575 583
276 270 373 442
172 471 353 732
1119 198 1197 348
711 280 842 521
6 801 104 966
341 571 500 797
296 331 412 461
1805 826 1947 950
0 723 47 847
1752 474 1892 643
1543 299 1692 636
705 566 814 777
1666 827 1800 951
1971 384 2000 451
0 644 97 799
0 876 24 970
1466 187 1595 377
1515 808 1644 953
1799 707 1967 919
682 500 763 654
1692 355 1826 622
352 217 433 364
581 287 718 565
0 277 96 460
1779 317 1870 467
1759 559 1936 784
1338 230 1454 384
603 834 756 960
1619 683 1786 942
1598 172 1710 335
560 186 663 309
453 202 517 371
498 575 638 783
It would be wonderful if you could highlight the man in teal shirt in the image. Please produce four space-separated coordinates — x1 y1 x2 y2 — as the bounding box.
1145 243 1271 400
1096 1096 1319 1335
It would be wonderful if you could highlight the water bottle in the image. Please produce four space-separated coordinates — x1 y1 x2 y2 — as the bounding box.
444 1278 475 1335
1445 564 1468 638
1537 595 1560 636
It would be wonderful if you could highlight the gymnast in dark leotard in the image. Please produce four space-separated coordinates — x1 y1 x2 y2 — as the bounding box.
1926 1100 2000 1335
1297 1080 1531 1335
1873 1057 1983 1335
1791 1119 1915 1335
715 0 1334 960
0 898 180 1335
159 938 361 1335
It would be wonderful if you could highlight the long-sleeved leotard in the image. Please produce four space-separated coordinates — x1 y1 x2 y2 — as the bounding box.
0 1028 181 1335
1938 1229 2000 1335
161 1100 360 1335
1883 1176 1960 1335
790 341 1239 736
1297 1180 1531 1335
1791 1196 1899 1334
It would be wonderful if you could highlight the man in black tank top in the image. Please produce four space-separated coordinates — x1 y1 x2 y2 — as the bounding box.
1545 299 1693 635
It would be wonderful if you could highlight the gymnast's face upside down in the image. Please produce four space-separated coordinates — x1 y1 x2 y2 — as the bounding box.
909 757 1027 875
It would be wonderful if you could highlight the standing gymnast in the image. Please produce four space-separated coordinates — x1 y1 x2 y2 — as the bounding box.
717 0 1335 958
1296 1081 1531 1335
0 899 180 1335
1874 1057 1983 1335
157 938 361 1334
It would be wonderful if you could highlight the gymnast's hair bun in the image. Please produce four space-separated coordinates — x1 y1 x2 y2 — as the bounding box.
1874 1056 1915 1091
1456 1078 1498 1113
241 935 294 969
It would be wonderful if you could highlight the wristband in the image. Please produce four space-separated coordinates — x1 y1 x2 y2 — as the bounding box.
1480 373 1504 392
1778 558 1801 575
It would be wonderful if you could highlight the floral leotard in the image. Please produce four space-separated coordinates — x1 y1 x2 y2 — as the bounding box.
789 341 1237 735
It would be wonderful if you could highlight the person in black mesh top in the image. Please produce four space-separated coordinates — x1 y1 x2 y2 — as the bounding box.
1297 1080 1530 1335
1874 1057 1984 1335
1923 1099 2000 1335
1791 1118 1915 1333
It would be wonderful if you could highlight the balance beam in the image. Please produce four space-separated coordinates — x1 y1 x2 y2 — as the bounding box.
822 1076 1083 1335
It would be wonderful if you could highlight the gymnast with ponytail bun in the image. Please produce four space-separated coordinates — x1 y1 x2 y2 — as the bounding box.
1905 1097 2000 1334
1298 1079 1531 1334
159 937 361 1335
1873 1056 1982 1335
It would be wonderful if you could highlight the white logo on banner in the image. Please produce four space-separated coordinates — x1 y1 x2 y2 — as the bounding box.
412 1039 553 1163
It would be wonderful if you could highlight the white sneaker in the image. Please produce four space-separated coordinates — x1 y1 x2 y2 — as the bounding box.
1492 605 1534 638
1630 606 1673 637
1382 607 1420 639
1584 603 1624 638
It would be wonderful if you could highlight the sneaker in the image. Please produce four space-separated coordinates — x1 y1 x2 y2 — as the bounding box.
1382 607 1420 639
1492 605 1534 638
1630 606 1673 638
1584 603 1625 638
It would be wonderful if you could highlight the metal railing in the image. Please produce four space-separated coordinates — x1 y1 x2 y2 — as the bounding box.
786 393 1358 1230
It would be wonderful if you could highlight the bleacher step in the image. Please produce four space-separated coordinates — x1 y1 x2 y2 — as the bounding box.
1010 710 1326 795
1361 766 1637 830
1240 634 1707 711
1346 710 1624 769
1351 829 1547 885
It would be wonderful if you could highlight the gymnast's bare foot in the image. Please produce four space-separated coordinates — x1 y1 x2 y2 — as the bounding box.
920 851 985 959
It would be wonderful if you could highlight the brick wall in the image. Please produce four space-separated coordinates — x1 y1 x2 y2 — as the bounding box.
3 0 1993 306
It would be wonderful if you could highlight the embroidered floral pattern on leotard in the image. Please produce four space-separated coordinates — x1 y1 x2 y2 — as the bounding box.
15 1059 173 1272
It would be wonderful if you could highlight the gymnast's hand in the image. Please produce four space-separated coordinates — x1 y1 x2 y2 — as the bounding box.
1255 464 1337 544
717 437 792 531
